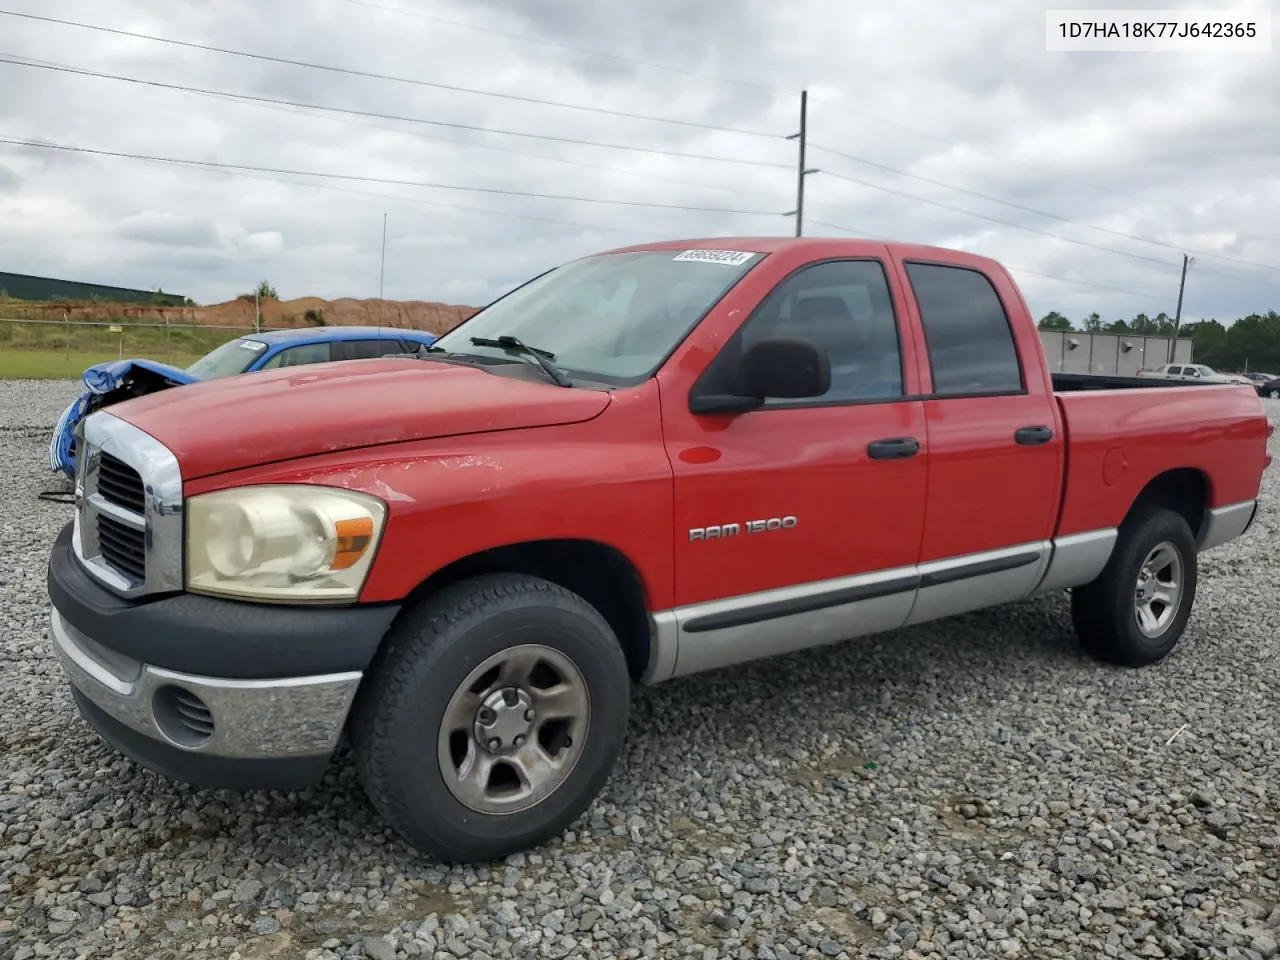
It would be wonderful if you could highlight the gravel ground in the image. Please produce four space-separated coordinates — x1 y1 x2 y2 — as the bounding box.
2 378 1278 960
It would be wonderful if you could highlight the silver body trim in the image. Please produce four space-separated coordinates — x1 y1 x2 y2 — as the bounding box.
74 411 184 598
51 608 361 759
671 566 919 679
1198 499 1258 552
644 529 1121 685
905 542 1050 626
1030 529 1119 595
642 612 680 685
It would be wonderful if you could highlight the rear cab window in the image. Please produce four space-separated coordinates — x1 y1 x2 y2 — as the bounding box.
903 261 1024 396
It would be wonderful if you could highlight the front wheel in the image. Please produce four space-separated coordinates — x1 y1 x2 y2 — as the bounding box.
349 573 631 862
1070 504 1198 666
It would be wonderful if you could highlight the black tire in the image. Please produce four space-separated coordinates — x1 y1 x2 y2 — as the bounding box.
349 572 631 862
1070 504 1198 666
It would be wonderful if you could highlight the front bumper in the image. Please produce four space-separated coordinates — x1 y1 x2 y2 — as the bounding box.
47 521 401 790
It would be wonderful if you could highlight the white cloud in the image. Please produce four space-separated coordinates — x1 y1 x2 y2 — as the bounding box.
0 0 1274 325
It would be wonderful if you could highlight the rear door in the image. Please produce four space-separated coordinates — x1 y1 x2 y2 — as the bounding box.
661 256 929 674
893 257 1065 624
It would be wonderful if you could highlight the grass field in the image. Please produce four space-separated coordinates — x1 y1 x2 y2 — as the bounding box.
0 320 249 379
0 349 204 379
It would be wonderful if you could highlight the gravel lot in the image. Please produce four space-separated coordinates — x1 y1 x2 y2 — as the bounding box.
2 379 1278 960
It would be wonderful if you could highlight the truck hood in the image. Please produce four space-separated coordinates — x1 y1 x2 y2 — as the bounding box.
106 357 612 480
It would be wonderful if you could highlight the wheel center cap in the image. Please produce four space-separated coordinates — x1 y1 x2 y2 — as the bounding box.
474 687 534 753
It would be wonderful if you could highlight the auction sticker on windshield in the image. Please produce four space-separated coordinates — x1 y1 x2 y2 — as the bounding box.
672 249 756 266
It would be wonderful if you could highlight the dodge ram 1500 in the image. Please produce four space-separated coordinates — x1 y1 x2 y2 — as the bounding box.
46 237 1272 862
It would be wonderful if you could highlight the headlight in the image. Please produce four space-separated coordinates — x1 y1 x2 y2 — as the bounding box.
186 485 387 602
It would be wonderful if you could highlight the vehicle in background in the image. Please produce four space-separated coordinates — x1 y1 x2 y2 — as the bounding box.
44 237 1272 863
1253 375 1280 399
48 326 438 477
1239 371 1276 385
1139 362 1254 385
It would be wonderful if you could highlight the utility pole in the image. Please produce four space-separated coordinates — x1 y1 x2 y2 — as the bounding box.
1168 253 1193 363
377 212 387 331
785 90 819 236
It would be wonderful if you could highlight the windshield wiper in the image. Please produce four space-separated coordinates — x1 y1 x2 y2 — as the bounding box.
469 335 572 387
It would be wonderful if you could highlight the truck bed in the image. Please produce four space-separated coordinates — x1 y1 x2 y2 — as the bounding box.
1052 377 1270 538
1051 372 1212 391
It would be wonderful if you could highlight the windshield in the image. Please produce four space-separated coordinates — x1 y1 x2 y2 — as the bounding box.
431 248 765 383
186 337 270 379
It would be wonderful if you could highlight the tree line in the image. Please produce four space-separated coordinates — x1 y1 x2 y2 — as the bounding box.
1037 310 1280 373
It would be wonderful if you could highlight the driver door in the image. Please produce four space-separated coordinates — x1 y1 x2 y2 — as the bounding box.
659 258 928 675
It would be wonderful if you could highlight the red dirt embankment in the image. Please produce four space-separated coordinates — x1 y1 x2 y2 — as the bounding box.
11 297 482 336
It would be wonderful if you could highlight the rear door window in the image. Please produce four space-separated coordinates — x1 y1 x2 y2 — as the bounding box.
331 340 385 361
904 262 1023 396
259 342 333 369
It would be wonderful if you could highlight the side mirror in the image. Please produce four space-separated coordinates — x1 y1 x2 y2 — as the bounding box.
689 337 831 415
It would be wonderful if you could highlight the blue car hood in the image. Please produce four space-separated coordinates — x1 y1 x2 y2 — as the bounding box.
82 357 200 394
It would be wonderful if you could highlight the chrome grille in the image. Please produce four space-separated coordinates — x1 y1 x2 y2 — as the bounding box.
97 514 146 580
73 412 184 598
97 452 146 513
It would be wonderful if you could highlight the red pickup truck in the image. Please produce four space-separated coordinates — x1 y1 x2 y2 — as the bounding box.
47 237 1272 862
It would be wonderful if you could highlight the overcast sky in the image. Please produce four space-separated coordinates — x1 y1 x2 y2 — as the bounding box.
0 0 1277 324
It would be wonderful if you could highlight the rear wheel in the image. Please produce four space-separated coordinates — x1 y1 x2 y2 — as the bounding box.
350 573 631 862
1070 504 1198 666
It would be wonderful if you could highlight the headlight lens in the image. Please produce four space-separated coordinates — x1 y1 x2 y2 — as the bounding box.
186 485 387 602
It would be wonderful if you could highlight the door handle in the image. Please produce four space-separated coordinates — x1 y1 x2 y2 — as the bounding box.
867 437 920 460
1014 425 1054 445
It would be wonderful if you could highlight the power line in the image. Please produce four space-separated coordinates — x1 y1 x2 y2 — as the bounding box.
813 170 1180 269
337 0 774 93
815 170 1280 292
156 155 658 238
0 136 785 216
104 0 1254 275
335 0 1215 244
341 0 1239 257
0 9 783 140
1000 266 1167 301
806 219 1168 301
806 95 1197 217
0 50 789 207
221 93 789 202
810 142 1280 276
0 57 793 172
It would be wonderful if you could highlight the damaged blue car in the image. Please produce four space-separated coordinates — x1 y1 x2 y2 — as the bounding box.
49 325 438 477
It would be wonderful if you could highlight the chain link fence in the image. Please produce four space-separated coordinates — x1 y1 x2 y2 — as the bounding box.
0 316 286 378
